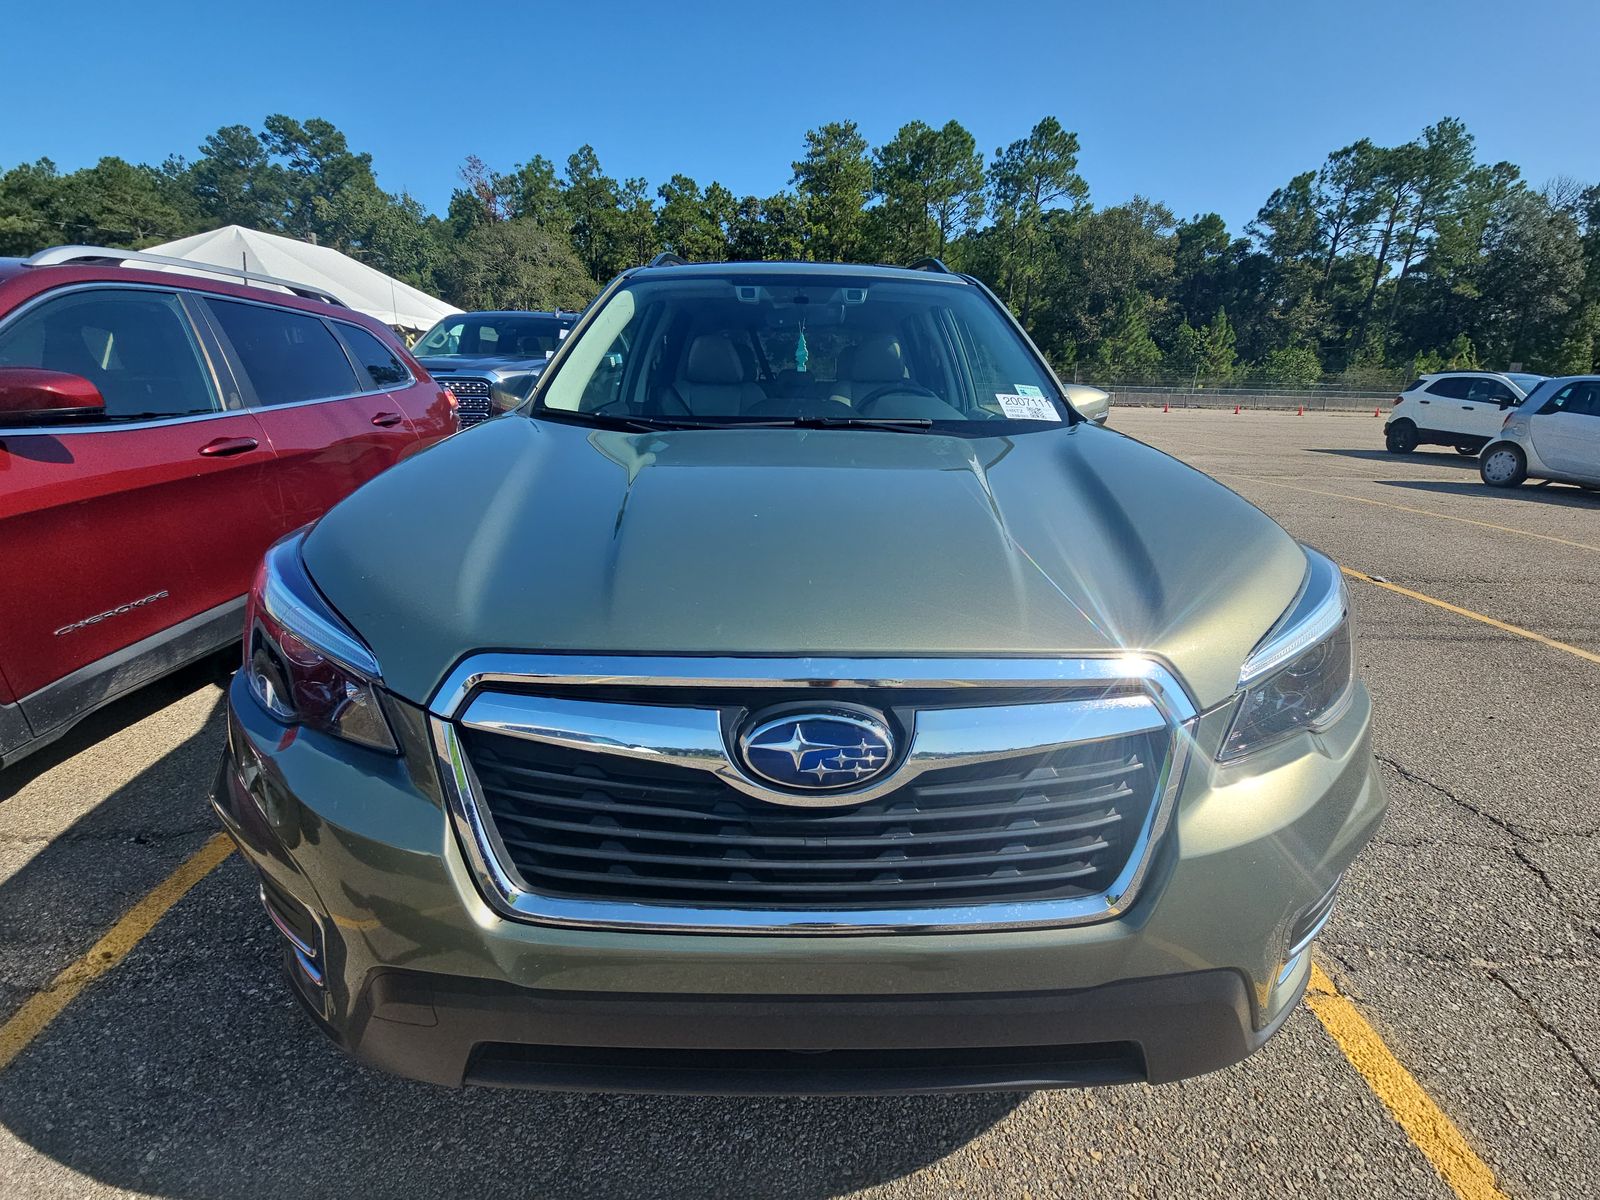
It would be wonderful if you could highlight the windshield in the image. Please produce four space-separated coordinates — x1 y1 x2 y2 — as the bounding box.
415 314 573 360
534 272 1069 431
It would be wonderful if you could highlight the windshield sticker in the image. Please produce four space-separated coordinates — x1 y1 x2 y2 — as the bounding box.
1013 384 1045 398
994 392 1061 421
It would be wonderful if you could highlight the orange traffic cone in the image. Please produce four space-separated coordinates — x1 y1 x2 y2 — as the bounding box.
1163 401 1170 413
1297 404 1304 416
1373 406 1380 417
1233 404 1241 415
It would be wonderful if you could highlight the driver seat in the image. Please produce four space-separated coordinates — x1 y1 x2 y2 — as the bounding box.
830 334 906 406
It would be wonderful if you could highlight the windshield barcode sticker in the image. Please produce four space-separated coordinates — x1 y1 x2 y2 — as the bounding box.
994 393 1061 421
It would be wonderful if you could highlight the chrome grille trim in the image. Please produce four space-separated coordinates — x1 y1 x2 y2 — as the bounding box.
459 691 1165 810
442 376 494 427
429 654 1197 934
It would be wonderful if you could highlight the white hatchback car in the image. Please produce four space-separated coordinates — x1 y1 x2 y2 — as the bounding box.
1384 371 1546 455
1480 376 1600 491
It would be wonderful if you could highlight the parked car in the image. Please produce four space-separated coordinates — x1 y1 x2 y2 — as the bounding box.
412 309 579 428
0 245 455 770
1384 370 1546 455
216 257 1386 1094
1479 376 1600 491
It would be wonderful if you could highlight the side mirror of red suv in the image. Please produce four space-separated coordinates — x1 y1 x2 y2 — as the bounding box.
0 368 106 421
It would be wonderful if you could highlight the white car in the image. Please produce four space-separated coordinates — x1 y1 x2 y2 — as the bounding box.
1480 376 1600 491
1384 371 1546 455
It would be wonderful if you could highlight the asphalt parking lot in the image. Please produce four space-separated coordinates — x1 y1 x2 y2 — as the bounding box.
1 407 1596 1199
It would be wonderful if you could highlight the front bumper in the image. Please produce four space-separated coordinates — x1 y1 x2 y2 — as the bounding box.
215 671 1386 1092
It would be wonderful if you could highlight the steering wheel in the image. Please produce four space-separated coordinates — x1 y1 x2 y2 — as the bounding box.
856 381 944 411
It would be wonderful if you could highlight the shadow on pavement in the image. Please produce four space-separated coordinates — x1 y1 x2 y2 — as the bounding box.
0 655 232 803
0 680 226 1012
1306 447 1479 467
1378 479 1600 509
2 816 1020 1200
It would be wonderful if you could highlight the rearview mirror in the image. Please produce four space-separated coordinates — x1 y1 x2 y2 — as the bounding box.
1062 384 1111 425
0 368 105 421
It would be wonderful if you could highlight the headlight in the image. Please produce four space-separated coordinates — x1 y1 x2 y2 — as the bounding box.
243 535 398 753
1221 549 1354 760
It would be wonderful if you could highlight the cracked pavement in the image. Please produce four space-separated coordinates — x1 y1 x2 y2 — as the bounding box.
0 408 1595 1198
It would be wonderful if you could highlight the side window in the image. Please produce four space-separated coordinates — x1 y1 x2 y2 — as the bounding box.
1426 377 1471 400
1567 383 1600 418
205 299 359 406
1465 378 1514 404
0 288 218 420
334 323 411 390
1542 384 1578 415
579 331 629 411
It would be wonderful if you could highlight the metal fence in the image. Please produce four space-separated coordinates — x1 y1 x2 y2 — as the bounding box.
1087 382 1398 412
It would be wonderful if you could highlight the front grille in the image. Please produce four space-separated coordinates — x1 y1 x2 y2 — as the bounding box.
461 725 1167 910
445 377 493 427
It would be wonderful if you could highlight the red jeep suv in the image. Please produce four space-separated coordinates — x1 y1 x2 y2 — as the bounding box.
0 246 455 769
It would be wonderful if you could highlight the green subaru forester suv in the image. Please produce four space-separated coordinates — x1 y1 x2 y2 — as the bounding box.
215 258 1386 1093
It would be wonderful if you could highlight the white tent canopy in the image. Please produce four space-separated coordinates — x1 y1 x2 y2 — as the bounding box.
139 225 459 333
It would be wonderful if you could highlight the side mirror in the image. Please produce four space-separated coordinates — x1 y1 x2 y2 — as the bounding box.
1499 397 1518 410
0 368 105 421
1062 384 1111 425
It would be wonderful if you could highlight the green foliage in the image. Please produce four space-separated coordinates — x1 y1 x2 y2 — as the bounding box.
1090 295 1162 381
870 119 985 261
0 111 1592 377
790 121 872 262
1257 344 1323 388
436 218 593 312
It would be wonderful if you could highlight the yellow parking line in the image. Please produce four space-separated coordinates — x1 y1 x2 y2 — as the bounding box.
0 833 234 1072
1342 567 1600 666
1307 964 1508 1200
1218 473 1600 554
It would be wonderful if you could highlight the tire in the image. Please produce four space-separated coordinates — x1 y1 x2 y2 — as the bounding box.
1480 444 1527 488
1454 443 1480 456
1386 421 1418 454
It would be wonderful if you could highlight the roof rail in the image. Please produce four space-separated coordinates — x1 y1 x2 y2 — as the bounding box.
22 245 348 308
646 252 690 268
906 257 954 274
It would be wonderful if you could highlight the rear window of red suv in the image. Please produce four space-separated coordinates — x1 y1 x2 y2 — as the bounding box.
206 299 360 406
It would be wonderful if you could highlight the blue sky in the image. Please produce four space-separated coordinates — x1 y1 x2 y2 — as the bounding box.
4 0 1596 234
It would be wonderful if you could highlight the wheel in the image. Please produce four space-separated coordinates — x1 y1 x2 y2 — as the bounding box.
1480 444 1526 488
1386 421 1418 454
1454 443 1480 456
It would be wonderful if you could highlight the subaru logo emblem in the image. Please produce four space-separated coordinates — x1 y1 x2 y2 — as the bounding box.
739 710 896 792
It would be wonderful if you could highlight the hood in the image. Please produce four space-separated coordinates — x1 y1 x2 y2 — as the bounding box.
303 418 1307 710
416 355 548 376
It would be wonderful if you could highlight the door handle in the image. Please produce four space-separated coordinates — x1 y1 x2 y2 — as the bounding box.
199 436 259 457
1462 405 1474 411
1419 399 1430 404
371 412 404 428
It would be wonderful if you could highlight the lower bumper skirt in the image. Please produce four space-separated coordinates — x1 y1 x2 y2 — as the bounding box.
311 964 1301 1094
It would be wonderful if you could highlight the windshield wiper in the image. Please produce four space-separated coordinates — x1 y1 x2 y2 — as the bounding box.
534 409 676 434
785 417 934 432
636 416 936 433
534 411 937 434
